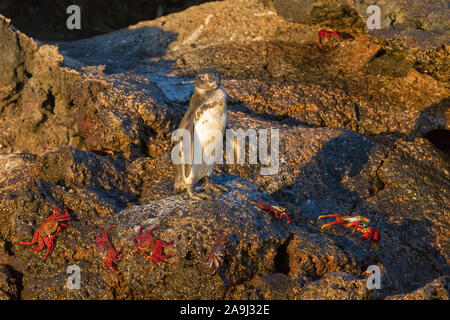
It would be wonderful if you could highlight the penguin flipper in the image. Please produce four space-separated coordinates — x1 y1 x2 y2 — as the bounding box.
176 108 196 181
183 118 194 179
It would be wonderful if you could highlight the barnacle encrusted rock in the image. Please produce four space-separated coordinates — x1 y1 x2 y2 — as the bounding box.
0 0 448 300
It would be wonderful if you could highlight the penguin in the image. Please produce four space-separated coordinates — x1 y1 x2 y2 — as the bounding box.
173 68 229 200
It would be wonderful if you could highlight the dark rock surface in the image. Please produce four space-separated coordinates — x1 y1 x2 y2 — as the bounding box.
0 0 448 300
271 0 450 82
0 0 215 41
292 272 371 300
0 264 20 299
0 15 179 158
272 0 365 31
386 276 449 300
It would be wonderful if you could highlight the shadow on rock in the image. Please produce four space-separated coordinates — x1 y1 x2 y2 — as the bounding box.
58 26 178 74
411 97 450 155
271 130 449 297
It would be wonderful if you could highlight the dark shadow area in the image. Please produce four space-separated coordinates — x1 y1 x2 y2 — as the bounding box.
361 206 450 296
424 130 450 155
57 26 178 75
274 133 375 204
2 264 23 299
412 98 449 156
271 132 449 296
274 234 292 275
339 32 355 41
0 0 215 41
229 104 323 129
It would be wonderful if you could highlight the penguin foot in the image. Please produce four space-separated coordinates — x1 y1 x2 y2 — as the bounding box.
187 185 212 201
204 178 229 195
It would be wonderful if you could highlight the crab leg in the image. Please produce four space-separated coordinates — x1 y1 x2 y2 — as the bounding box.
20 230 40 245
343 221 361 234
134 225 146 242
318 30 344 48
104 260 119 272
115 245 126 261
319 221 345 229
145 225 160 236
318 214 342 220
133 245 142 254
63 208 71 218
106 225 116 234
96 226 105 241
141 252 153 260
249 200 271 210
29 236 45 252
160 240 174 247
156 257 172 263
142 251 170 264
331 31 344 41
43 236 55 259
318 32 328 48
318 214 345 229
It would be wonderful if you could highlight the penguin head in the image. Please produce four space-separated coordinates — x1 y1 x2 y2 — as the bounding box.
194 68 221 92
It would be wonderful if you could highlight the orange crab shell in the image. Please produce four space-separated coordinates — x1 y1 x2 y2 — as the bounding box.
20 206 71 259
40 219 60 236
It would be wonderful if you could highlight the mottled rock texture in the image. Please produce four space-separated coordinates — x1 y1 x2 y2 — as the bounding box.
0 0 448 300
271 0 450 82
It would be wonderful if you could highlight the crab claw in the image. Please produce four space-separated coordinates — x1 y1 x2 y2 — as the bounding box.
318 29 344 48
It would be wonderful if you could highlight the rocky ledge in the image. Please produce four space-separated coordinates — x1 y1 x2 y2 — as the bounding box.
0 0 448 300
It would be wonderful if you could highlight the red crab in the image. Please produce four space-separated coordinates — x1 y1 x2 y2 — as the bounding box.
318 29 344 48
89 149 114 157
133 225 174 264
318 214 380 249
249 200 291 223
197 229 229 275
20 206 71 259
95 225 125 272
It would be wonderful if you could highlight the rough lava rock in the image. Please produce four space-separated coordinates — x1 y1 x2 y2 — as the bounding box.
0 14 181 158
0 0 449 300
272 0 365 31
386 276 450 300
0 264 20 299
271 0 450 82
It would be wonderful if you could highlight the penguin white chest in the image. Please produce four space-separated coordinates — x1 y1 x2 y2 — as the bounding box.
194 107 227 159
